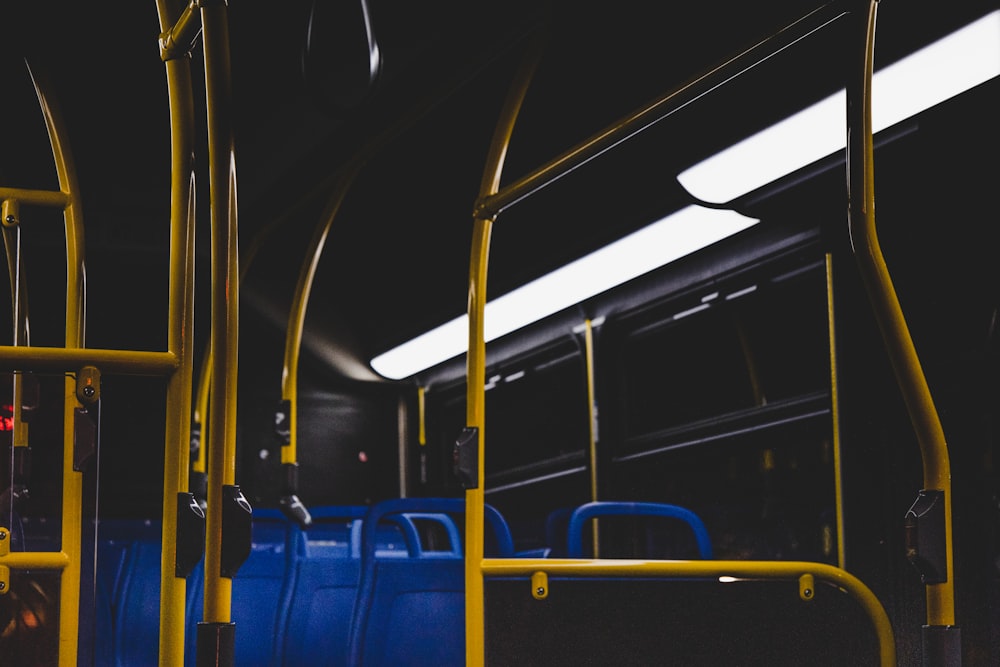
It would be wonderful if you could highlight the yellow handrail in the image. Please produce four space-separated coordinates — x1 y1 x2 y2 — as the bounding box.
155 0 200 663
583 319 599 556
278 167 359 519
826 254 847 570
200 0 241 640
465 33 545 667
3 52 198 666
21 57 88 667
481 558 896 666
846 0 955 629
463 4 904 666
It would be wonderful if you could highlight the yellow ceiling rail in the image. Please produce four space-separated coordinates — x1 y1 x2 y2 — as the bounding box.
845 0 956 639
473 3 847 220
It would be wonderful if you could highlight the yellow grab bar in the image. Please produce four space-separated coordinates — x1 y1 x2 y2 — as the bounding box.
481 557 896 666
846 0 955 629
465 33 546 667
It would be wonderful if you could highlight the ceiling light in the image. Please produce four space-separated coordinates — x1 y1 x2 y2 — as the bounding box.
371 206 758 379
677 11 1000 204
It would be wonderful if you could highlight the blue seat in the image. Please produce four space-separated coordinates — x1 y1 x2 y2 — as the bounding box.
112 526 166 667
280 506 367 666
346 498 514 667
186 508 305 667
565 501 713 559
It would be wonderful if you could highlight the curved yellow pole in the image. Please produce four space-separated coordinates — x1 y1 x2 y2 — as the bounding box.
846 0 955 627
190 170 305 488
5 39 197 667
200 0 240 633
277 168 359 524
466 35 545 667
280 170 358 464
156 0 199 663
191 0 485 500
23 58 88 667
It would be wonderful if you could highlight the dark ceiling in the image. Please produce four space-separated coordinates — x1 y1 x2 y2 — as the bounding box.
3 0 998 384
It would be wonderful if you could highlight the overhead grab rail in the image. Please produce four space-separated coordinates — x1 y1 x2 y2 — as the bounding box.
845 0 958 661
472 2 849 220
462 3 896 666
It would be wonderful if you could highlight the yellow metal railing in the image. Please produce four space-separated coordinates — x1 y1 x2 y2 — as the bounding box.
481 558 896 665
277 167 359 521
155 0 200 664
1 2 235 665
0 56 89 667
826 253 848 569
845 0 955 631
462 3 904 666
1 56 188 664
197 1 242 653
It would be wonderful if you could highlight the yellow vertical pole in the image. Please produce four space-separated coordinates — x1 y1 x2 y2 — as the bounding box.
417 386 427 487
846 0 955 628
156 1 200 663
825 254 847 569
466 36 544 667
464 214 491 667
583 319 600 556
201 0 240 636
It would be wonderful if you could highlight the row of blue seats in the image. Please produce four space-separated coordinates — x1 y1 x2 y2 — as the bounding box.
88 498 513 667
83 499 712 666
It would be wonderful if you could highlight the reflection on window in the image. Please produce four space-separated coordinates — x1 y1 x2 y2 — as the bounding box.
623 260 828 437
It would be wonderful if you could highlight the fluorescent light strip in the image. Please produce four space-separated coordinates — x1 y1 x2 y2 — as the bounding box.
677 10 1000 204
371 12 1000 380
370 206 759 379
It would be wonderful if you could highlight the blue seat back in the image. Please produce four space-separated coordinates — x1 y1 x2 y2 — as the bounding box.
566 501 713 558
113 530 164 666
185 508 305 667
346 498 514 666
281 506 367 666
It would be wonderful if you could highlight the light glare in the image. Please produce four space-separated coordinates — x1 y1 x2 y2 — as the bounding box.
371 206 758 379
677 11 1000 203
